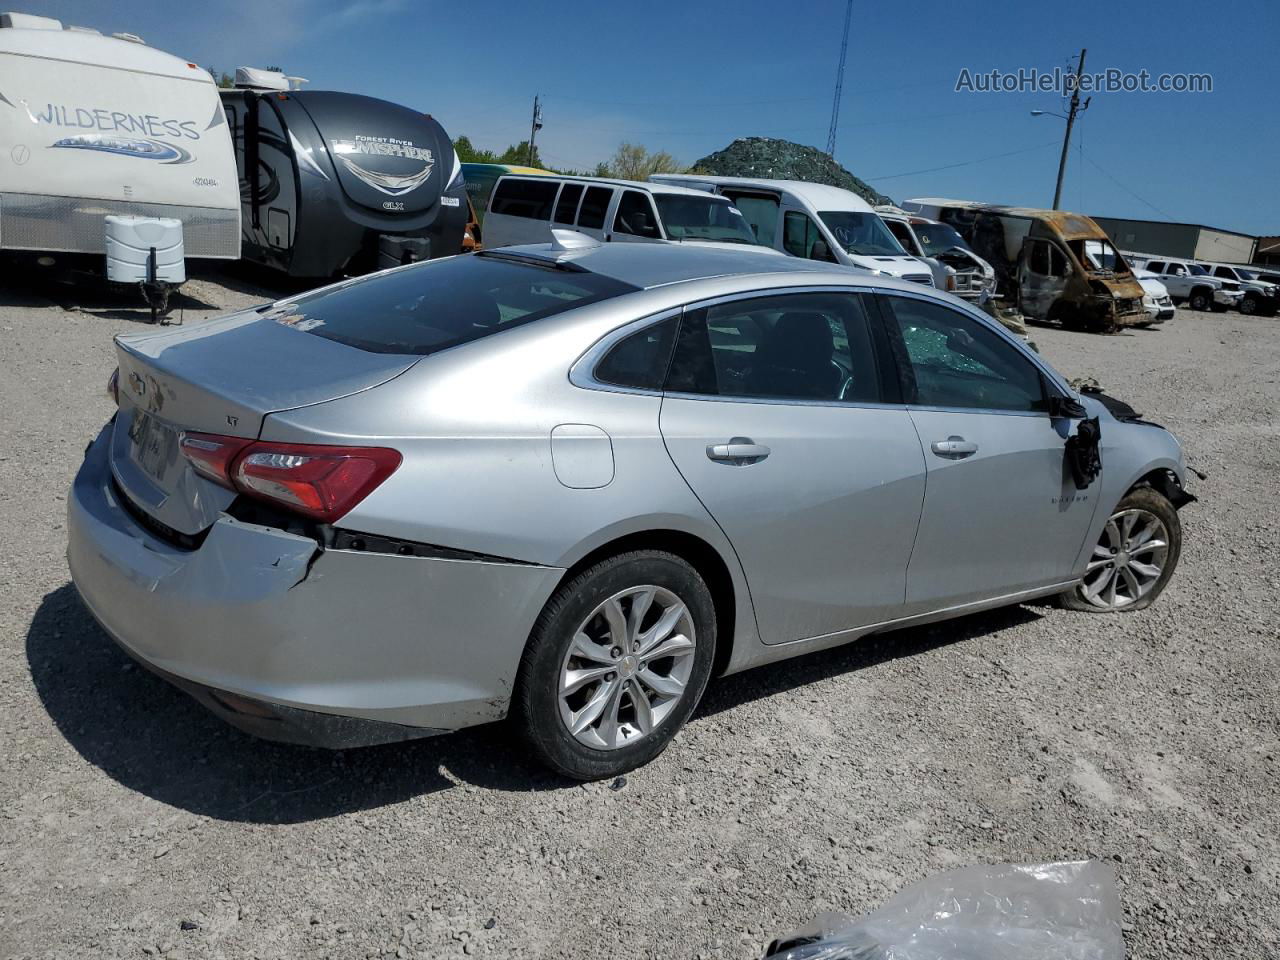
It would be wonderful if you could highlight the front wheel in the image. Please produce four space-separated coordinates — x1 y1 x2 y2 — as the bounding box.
1060 487 1182 613
1240 294 1259 315
1188 289 1212 312
514 551 716 780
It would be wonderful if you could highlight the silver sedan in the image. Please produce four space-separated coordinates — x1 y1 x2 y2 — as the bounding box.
67 238 1192 779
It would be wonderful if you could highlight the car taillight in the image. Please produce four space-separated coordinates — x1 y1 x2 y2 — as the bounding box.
234 443 402 522
107 368 119 405
179 432 253 485
179 433 401 523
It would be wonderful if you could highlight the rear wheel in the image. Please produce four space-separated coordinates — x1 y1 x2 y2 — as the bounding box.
1060 487 1181 613
514 551 716 780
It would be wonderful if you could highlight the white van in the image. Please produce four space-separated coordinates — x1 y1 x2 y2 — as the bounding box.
650 174 932 285
482 175 779 253
0 13 240 265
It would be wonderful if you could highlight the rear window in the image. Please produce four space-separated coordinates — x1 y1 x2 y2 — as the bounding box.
490 177 559 220
264 255 638 356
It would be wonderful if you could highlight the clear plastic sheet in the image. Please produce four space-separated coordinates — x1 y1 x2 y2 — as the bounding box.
762 860 1124 960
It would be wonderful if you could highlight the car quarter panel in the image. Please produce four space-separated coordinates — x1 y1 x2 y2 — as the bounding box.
68 426 564 729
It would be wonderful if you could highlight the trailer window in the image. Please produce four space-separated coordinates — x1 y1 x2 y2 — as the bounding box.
265 255 638 356
490 178 559 220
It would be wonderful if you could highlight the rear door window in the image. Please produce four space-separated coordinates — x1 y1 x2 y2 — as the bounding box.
554 183 584 224
489 178 559 220
263 254 637 356
577 187 613 229
666 292 883 403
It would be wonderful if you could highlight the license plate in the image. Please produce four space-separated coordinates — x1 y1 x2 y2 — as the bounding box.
128 410 179 482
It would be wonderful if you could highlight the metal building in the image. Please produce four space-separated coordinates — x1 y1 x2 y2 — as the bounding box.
1092 216 1256 264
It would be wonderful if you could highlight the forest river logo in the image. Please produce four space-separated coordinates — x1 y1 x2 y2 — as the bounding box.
329 135 434 196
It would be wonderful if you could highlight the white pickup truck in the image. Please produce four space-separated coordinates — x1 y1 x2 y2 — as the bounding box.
1200 263 1279 316
1138 258 1243 313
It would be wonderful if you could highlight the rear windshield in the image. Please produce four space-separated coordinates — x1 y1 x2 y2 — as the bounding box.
263 255 638 356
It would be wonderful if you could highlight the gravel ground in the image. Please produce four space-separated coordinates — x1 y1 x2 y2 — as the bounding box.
1 274 1277 960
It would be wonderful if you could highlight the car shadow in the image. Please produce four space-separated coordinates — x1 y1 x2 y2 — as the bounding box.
29 584 1045 823
695 604 1044 720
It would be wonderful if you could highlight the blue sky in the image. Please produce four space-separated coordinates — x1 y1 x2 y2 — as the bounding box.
28 0 1279 234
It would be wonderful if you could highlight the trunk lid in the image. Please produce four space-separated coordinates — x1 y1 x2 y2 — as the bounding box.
110 308 418 536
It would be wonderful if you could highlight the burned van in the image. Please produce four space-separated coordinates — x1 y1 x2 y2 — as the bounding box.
902 199 1148 333
220 68 466 279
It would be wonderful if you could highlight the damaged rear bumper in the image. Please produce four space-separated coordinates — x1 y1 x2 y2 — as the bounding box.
66 425 564 747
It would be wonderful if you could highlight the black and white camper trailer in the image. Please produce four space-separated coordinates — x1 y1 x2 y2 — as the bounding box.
221 68 467 278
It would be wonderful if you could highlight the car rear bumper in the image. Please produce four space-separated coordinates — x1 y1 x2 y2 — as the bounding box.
66 424 564 747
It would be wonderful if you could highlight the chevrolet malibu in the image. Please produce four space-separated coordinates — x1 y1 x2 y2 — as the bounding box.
67 237 1193 780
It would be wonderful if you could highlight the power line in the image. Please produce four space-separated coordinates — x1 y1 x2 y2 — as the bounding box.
865 141 1061 182
1078 147 1175 219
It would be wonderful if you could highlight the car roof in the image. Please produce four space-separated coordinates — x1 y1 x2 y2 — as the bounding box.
651 174 874 212
482 239 871 290
498 173 720 200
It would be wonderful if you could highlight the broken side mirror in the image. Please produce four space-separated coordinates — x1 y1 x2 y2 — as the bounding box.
1049 393 1088 419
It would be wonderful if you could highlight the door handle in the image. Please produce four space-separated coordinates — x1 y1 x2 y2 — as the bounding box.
930 435 979 459
706 437 771 465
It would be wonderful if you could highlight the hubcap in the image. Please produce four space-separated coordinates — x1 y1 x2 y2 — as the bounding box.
558 585 696 751
1079 508 1169 610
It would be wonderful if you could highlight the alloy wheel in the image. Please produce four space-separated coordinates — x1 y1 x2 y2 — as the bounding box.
557 585 696 750
1079 508 1170 610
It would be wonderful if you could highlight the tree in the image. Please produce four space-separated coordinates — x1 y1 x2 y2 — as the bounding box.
498 140 543 168
205 66 235 88
452 136 499 164
599 142 683 180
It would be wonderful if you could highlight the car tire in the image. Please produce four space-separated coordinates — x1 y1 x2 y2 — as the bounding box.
1060 487 1182 613
1188 289 1212 312
514 550 716 780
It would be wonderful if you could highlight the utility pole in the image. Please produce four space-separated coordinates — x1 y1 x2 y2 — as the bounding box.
527 94 543 167
825 0 853 157
1052 49 1089 210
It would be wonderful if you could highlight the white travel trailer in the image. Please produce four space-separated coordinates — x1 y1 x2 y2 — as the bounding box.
650 174 934 286
0 12 239 302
